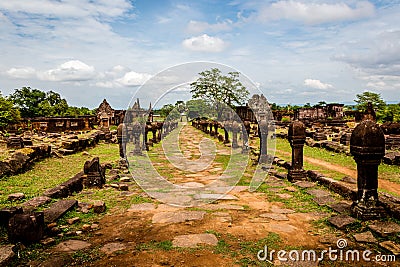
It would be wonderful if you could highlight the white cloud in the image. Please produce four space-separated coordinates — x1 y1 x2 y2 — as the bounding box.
6 67 36 79
38 60 96 82
182 34 226 52
304 79 333 89
258 1 375 25
186 20 233 34
116 71 152 87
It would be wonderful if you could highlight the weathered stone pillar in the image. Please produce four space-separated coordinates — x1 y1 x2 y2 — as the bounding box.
287 120 306 181
117 122 126 158
231 121 240 149
132 122 143 155
258 117 269 164
350 120 386 219
213 122 219 137
223 121 231 144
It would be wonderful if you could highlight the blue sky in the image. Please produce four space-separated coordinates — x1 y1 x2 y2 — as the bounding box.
0 0 399 109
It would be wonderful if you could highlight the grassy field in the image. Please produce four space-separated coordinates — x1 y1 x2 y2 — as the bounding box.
0 142 120 207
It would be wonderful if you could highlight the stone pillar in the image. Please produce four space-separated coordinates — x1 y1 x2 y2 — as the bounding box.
258 118 269 164
117 122 126 158
350 120 386 219
231 121 240 149
132 122 143 155
242 123 249 152
287 120 306 181
223 121 231 144
213 122 219 137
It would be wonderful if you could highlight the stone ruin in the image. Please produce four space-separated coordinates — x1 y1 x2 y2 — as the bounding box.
287 120 306 182
82 157 106 188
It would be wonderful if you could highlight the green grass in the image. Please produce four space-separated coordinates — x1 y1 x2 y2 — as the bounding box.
0 142 119 207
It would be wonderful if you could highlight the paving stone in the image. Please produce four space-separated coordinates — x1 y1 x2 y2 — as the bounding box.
294 181 316 188
127 203 156 212
313 196 336 206
306 189 331 197
0 245 15 266
319 234 341 245
100 242 126 255
260 213 289 221
276 193 293 199
195 193 238 200
172 233 218 248
328 215 356 229
379 241 400 255
269 223 297 233
327 201 352 214
270 206 295 214
44 199 77 223
213 212 232 223
178 182 204 188
203 204 244 210
353 231 377 243
54 240 91 252
152 210 206 224
368 221 400 237
285 186 298 192
8 192 25 201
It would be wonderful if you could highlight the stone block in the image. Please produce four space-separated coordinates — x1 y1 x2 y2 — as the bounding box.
43 199 77 223
8 211 45 243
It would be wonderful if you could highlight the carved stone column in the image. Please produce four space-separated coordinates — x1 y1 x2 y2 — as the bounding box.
350 120 386 219
287 120 306 182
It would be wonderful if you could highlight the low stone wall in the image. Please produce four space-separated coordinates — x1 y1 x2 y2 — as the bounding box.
0 131 102 179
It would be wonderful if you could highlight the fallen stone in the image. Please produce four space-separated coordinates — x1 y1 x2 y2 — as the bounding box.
119 184 129 191
82 224 91 232
259 213 289 221
368 221 400 237
23 196 51 209
44 199 77 223
0 245 15 266
353 231 377 243
41 237 56 246
8 192 25 201
100 242 126 255
77 202 93 213
54 240 91 253
379 241 400 255
328 215 357 229
67 217 80 225
91 223 99 230
127 203 156 212
93 200 106 213
152 210 206 224
294 181 316 188
172 233 218 248
120 177 131 182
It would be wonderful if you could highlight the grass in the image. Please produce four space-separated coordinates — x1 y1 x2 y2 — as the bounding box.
0 142 120 207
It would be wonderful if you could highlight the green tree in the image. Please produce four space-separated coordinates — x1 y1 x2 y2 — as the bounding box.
354 91 386 121
186 99 213 119
0 93 21 128
10 87 47 117
383 103 400 122
9 87 69 117
190 68 249 119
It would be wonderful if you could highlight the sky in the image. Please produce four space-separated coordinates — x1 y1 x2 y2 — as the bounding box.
0 0 399 109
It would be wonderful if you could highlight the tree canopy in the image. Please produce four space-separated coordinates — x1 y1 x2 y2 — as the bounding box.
8 87 94 118
0 93 20 128
190 68 249 119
